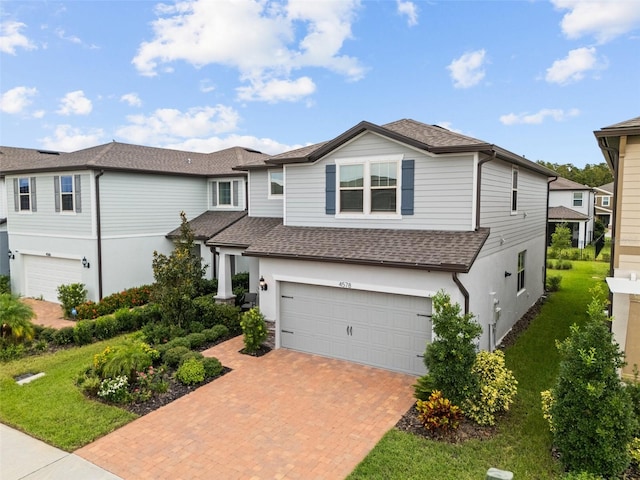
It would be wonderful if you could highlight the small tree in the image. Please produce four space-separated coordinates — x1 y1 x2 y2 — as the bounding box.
550 284 636 477
551 222 572 261
0 293 36 343
417 290 482 406
240 307 268 354
151 212 206 328
57 283 87 318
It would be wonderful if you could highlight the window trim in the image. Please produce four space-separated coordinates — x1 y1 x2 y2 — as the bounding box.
572 192 583 207
59 175 76 213
335 154 402 218
268 170 284 199
511 167 518 214
601 196 610 207
210 179 242 209
517 250 526 293
18 177 32 212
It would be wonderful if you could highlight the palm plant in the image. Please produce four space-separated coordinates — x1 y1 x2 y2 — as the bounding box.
0 293 36 343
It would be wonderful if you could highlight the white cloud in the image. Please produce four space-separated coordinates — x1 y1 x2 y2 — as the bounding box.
166 134 301 155
237 76 316 102
115 105 240 145
55 28 81 44
0 21 37 55
435 121 463 134
39 125 105 151
57 90 93 115
200 80 216 93
552 0 640 43
0 86 38 114
132 0 363 102
397 0 418 26
545 47 603 85
447 49 486 88
120 93 142 107
499 108 580 125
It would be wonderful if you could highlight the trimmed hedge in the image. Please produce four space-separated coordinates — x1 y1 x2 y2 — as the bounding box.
75 285 153 319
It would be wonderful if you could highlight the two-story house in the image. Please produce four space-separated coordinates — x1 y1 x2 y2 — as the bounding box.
1 142 267 303
594 181 614 231
208 119 554 375
548 177 595 249
594 116 640 378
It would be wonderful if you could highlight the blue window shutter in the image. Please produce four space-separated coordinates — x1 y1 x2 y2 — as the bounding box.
74 174 82 213
401 159 414 215
326 164 336 214
30 177 37 212
54 176 60 212
13 179 19 211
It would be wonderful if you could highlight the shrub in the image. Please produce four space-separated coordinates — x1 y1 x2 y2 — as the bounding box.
464 350 518 426
194 296 242 334
188 321 205 333
78 374 101 397
175 358 205 385
203 325 229 343
75 285 153 320
0 293 36 344
73 320 95 345
165 337 191 350
0 343 25 361
141 323 171 345
114 308 135 332
550 285 635 477
53 326 74 345
102 342 155 381
601 253 610 262
179 350 204 365
562 473 603 480
417 290 482 406
94 315 119 340
415 390 462 431
186 332 207 349
546 275 562 292
37 327 56 343
232 272 250 291
163 346 191 367
97 375 130 404
0 275 10 294
196 278 218 296
240 307 268 354
56 283 87 318
136 303 162 326
202 357 223 378
630 437 640 464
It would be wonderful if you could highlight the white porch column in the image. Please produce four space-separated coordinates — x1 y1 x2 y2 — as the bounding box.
214 251 235 304
248 257 260 293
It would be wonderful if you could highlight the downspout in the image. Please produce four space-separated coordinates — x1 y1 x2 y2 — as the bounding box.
475 151 497 230
545 176 558 291
452 272 470 315
95 170 104 300
597 137 619 320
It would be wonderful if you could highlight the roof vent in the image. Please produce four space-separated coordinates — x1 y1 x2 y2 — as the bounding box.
37 150 60 155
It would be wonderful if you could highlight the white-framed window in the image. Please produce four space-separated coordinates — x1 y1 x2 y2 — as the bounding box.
517 250 526 292
54 174 81 213
18 177 31 211
511 167 518 213
60 175 75 211
268 170 284 197
602 196 610 207
336 156 400 216
211 180 240 208
573 192 583 207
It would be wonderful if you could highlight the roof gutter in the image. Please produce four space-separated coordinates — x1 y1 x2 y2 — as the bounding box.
452 272 470 314
475 150 497 229
95 170 104 300
597 137 619 285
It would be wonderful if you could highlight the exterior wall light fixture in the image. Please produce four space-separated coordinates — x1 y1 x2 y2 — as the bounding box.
259 276 268 291
7 250 14 260
82 257 90 269
504 271 512 277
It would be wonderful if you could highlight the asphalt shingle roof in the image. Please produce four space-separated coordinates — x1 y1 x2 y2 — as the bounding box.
596 182 614 194
207 216 283 248
548 206 589 221
550 177 592 190
602 116 640 129
1 142 268 177
242 225 490 272
166 211 247 241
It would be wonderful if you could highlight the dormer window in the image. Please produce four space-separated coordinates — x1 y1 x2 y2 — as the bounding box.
211 180 240 208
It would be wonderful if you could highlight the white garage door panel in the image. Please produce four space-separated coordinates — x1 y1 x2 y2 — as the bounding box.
24 255 82 303
280 282 432 375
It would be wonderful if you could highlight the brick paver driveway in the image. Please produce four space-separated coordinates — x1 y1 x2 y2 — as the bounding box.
76 336 416 480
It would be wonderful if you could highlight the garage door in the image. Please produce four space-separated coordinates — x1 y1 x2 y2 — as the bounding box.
280 282 432 375
24 255 82 303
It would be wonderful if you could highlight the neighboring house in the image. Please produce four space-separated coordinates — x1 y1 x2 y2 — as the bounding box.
594 116 640 378
208 119 555 376
1 142 267 303
594 181 614 231
548 177 595 249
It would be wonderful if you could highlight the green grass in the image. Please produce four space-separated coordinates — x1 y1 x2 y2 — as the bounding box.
0 335 138 451
348 260 610 480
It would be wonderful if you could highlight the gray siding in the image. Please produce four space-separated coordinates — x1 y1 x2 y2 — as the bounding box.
479 160 549 258
248 169 283 218
6 172 93 237
100 172 207 236
285 132 475 230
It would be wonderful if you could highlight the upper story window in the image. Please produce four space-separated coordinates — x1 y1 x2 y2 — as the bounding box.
54 175 81 213
337 159 399 215
573 192 583 207
511 167 518 213
211 180 240 208
13 177 36 212
517 250 526 292
269 170 284 197
601 196 610 207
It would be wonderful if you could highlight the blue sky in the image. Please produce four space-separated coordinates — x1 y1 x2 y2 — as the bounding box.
1 0 639 167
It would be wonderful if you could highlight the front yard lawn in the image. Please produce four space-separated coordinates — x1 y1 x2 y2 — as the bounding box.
348 260 610 479
0 335 138 451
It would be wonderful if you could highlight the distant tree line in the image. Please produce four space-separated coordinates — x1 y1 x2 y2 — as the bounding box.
536 161 613 188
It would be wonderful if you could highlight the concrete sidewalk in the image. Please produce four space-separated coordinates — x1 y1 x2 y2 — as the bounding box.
0 423 122 480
